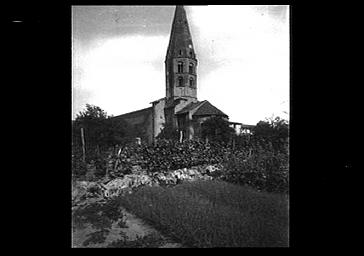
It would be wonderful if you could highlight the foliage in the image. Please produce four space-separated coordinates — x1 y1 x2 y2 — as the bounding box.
73 136 288 193
103 118 131 146
201 117 236 143
72 104 129 158
221 144 289 193
117 180 288 247
215 129 289 193
211 116 289 193
253 116 289 152
156 123 180 141
72 113 289 194
107 233 164 248
73 104 108 151
77 104 109 120
72 145 87 176
72 199 126 230
72 104 133 177
83 229 110 246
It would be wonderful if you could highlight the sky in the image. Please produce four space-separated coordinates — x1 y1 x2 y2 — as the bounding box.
72 5 289 125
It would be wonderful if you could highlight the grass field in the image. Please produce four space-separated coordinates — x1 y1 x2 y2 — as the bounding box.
116 180 289 247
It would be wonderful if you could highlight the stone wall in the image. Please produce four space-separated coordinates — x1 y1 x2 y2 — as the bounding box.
112 107 153 144
152 99 166 139
72 164 222 207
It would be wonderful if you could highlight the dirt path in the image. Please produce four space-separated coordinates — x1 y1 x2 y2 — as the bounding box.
72 205 183 248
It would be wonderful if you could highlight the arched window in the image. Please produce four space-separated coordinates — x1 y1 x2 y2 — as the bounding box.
189 77 194 87
189 63 194 74
178 77 184 87
177 62 184 73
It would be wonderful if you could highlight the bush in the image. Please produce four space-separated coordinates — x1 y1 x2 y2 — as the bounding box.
222 151 288 193
73 133 288 194
72 145 87 177
72 199 126 230
201 117 236 143
107 233 164 248
156 123 179 141
221 134 288 193
110 138 288 193
253 117 288 153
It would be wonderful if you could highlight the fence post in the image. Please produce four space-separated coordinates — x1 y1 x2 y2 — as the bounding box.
80 127 86 163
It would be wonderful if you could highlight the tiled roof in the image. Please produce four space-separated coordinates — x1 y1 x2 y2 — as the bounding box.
176 101 204 115
193 101 228 117
111 107 152 121
176 100 228 118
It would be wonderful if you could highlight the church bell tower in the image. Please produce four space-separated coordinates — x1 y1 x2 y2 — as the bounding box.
165 5 198 101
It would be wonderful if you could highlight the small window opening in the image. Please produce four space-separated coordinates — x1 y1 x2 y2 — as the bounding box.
189 63 194 74
178 62 184 73
178 77 184 87
189 78 194 87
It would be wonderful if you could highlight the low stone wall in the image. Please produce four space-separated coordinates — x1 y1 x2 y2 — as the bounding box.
72 164 222 207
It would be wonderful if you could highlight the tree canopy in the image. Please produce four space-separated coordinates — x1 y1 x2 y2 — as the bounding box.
156 122 180 141
201 117 236 143
252 116 289 151
72 104 129 153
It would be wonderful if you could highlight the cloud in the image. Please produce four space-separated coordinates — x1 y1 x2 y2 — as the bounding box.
72 35 169 118
72 6 174 48
72 6 289 124
253 5 288 23
188 5 289 124
72 84 93 118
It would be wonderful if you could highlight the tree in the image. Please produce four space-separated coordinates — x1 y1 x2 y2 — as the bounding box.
73 104 108 152
72 104 129 154
201 117 235 143
253 116 289 152
156 122 179 141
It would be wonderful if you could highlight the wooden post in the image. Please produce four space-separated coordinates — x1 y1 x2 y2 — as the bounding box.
96 144 100 157
136 137 141 145
179 130 183 143
114 146 122 172
80 127 86 163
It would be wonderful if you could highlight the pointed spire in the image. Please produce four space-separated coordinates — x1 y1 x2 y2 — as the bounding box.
166 5 195 59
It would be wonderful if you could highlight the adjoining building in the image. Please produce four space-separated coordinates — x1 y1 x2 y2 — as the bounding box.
112 6 249 144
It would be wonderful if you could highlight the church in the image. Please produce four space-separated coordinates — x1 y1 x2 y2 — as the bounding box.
112 6 243 144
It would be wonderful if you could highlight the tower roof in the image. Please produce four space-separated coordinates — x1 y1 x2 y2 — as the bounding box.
166 5 195 59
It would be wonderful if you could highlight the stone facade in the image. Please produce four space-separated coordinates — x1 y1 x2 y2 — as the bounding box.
151 98 166 138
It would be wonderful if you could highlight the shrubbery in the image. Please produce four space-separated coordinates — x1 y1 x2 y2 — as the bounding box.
72 135 288 194
221 139 288 193
72 109 289 194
